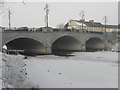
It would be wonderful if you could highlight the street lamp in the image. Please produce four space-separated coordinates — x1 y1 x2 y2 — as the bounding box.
44 4 49 28
103 16 108 32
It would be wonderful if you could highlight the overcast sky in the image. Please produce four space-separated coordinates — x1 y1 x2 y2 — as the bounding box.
1 2 118 28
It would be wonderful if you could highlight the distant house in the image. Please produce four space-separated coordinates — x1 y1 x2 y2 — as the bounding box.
64 19 119 32
105 25 118 32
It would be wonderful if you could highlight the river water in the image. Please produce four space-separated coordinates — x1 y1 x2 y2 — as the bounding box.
26 51 118 88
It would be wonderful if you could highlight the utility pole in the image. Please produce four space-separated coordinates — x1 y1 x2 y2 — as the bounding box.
8 10 11 30
103 16 108 32
79 10 85 30
44 4 49 28
103 16 108 50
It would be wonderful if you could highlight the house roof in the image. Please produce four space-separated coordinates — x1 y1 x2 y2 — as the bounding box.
74 20 103 27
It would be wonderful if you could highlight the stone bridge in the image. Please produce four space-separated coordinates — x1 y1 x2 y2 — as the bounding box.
1 31 118 55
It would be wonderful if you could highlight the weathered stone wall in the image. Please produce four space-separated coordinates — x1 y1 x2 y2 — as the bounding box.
1 31 117 54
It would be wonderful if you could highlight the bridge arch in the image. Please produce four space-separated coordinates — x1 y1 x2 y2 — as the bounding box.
4 37 46 55
51 35 81 55
85 37 105 52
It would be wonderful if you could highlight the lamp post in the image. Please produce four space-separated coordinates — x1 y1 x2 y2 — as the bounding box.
44 4 49 28
103 16 109 50
79 10 85 30
103 16 108 32
8 10 11 30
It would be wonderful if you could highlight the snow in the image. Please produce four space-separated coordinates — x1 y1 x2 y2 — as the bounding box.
2 54 27 88
2 45 7 50
25 51 118 88
75 21 86 26
112 43 119 51
0 52 2 89
1 53 39 88
0 51 118 88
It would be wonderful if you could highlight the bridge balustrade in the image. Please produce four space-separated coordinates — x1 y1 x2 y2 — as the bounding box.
2 28 105 34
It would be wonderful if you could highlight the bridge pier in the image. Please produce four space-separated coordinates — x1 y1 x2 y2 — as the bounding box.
105 41 114 51
81 44 86 51
45 46 52 54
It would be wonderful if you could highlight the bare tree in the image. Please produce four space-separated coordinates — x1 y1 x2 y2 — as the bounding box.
0 0 5 6
22 0 27 4
56 23 65 29
0 0 6 15
79 10 85 30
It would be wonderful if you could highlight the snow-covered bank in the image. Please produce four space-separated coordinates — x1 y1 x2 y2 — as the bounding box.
0 52 2 89
2 53 39 88
26 51 118 88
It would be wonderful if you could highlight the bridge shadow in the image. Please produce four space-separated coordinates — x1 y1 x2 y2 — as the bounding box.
52 50 83 57
86 48 104 52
